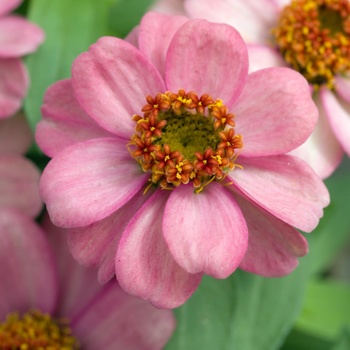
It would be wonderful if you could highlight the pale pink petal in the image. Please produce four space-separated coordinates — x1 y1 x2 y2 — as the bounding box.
72 282 175 350
116 190 202 309
138 12 188 77
0 112 32 154
165 19 248 107
234 195 308 277
289 92 343 179
72 36 165 139
67 188 154 284
247 44 286 73
185 0 278 43
0 0 22 16
233 67 318 156
321 88 350 156
40 137 149 228
163 182 248 278
335 75 350 104
151 0 186 15
272 0 291 10
0 209 58 319
0 16 44 57
37 79 114 158
0 154 42 217
229 155 330 232
124 25 139 48
0 58 28 119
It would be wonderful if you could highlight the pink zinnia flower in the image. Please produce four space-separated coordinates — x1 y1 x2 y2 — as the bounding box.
37 12 329 308
0 211 175 349
0 0 44 119
185 0 350 178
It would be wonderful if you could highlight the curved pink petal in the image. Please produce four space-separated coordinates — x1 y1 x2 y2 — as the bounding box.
0 209 58 319
151 0 186 15
67 188 154 285
72 281 175 350
0 58 28 119
138 12 188 78
0 0 22 16
272 0 291 10
116 190 202 309
0 154 42 217
234 195 308 277
124 25 139 48
335 75 350 104
40 137 149 228
72 36 166 139
229 155 330 232
163 182 248 278
185 0 278 44
289 92 343 179
165 19 248 107
247 44 286 73
321 88 350 156
0 16 44 57
0 112 32 154
37 79 114 158
233 67 318 157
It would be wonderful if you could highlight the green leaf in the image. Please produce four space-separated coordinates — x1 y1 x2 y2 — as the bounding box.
24 0 112 135
166 263 310 350
331 328 350 350
281 329 332 350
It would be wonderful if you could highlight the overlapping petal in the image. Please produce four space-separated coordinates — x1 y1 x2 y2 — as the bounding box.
116 190 202 309
233 67 318 157
335 75 350 104
165 19 248 107
229 155 329 232
40 137 149 228
72 36 166 139
163 182 248 278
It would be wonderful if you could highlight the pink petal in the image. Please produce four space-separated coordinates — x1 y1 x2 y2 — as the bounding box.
124 25 139 48
163 182 248 278
72 36 166 139
0 16 44 57
0 112 32 154
335 75 350 104
229 155 330 232
0 209 58 319
67 188 154 284
116 190 202 309
165 19 248 107
0 0 22 16
233 67 318 156
185 0 278 44
247 44 286 73
321 88 350 156
289 91 343 179
151 0 186 15
234 195 308 277
40 137 149 228
138 12 188 78
272 0 291 10
0 154 42 217
37 79 113 158
0 58 28 119
72 281 175 350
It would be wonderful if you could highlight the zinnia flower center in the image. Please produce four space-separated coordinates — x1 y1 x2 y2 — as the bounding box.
0 310 79 349
273 0 350 89
130 89 243 192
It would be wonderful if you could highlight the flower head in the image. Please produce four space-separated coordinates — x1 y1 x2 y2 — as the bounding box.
0 0 44 119
185 0 350 178
37 12 329 308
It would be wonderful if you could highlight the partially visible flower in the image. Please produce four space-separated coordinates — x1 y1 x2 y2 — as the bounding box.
0 211 175 349
185 0 350 178
0 0 44 119
37 12 329 308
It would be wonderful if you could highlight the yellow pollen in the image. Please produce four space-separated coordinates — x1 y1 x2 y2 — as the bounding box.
150 126 155 131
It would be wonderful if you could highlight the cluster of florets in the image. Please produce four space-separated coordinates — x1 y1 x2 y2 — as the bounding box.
273 0 350 89
129 89 243 191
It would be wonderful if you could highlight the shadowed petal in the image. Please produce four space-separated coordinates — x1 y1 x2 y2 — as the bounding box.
0 209 58 319
166 19 248 107
72 36 165 139
233 67 318 157
116 190 202 309
40 137 148 228
335 75 350 104
229 155 329 232
163 183 248 278
0 0 22 16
